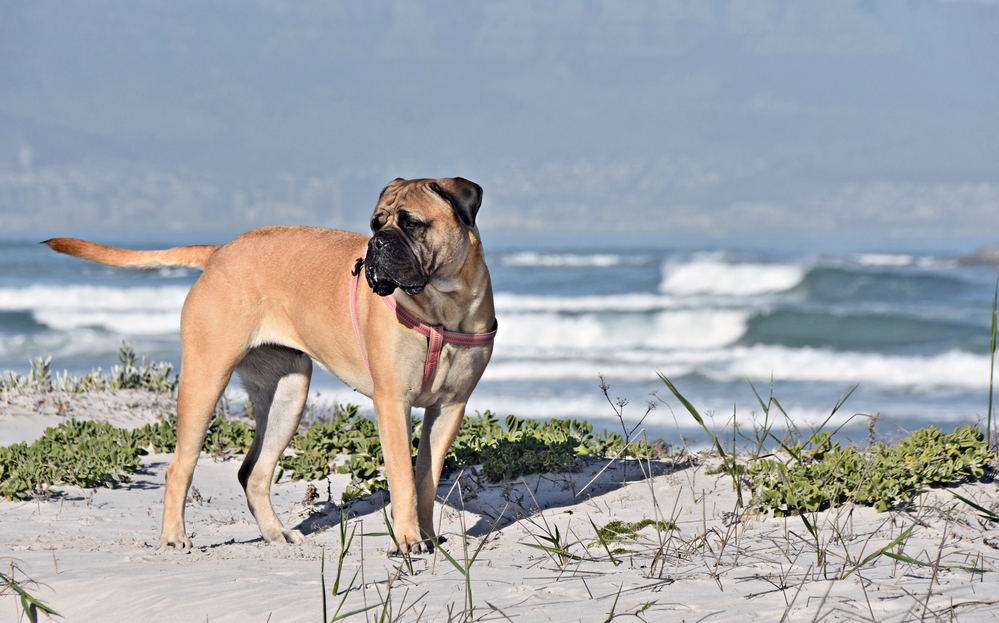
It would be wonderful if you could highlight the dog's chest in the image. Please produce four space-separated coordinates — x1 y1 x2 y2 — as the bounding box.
415 341 492 404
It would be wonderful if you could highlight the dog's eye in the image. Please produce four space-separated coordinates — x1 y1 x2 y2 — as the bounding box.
399 212 426 232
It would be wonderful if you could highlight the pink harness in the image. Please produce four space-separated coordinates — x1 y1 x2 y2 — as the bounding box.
349 257 497 393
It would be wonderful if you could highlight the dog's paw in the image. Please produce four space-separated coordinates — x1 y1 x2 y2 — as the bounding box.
279 529 306 545
157 534 193 552
387 536 434 556
262 528 306 545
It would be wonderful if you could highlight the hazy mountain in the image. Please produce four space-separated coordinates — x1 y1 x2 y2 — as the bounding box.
1 0 997 237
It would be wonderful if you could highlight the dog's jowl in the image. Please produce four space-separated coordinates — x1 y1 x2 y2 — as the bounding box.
45 177 496 555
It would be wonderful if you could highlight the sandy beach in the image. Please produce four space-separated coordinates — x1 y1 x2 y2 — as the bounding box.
3 390 999 623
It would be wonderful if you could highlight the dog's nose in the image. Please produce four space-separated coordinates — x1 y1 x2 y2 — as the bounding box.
372 237 386 250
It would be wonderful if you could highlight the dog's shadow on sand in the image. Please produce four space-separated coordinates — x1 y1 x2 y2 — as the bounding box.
295 457 687 539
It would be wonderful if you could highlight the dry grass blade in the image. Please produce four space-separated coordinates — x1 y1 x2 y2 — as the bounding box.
841 522 917 579
658 372 743 507
589 515 620 566
320 546 327 622
879 550 988 575
329 596 380 622
574 437 640 497
1 562 61 623
602 583 624 623
950 490 999 523
657 372 725 459
329 567 365 621
809 384 858 442
432 496 509 619
380 504 414 576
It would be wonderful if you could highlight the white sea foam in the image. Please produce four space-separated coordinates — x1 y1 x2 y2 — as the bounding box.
157 267 191 279
498 252 637 268
660 258 805 296
720 346 989 390
916 256 958 270
32 310 180 335
493 291 775 313
484 345 991 391
464 391 862 436
0 329 175 363
853 253 914 267
494 293 681 313
494 309 748 351
0 285 187 335
0 285 188 312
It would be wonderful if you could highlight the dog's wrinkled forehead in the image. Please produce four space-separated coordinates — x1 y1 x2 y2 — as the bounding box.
375 178 408 209
372 177 482 230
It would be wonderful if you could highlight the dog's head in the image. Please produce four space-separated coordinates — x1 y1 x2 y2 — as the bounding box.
364 177 483 297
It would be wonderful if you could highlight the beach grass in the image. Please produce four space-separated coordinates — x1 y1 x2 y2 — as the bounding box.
1 559 61 623
0 343 176 394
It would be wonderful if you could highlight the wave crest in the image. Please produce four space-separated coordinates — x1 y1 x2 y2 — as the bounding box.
660 258 805 296
498 252 636 268
0 285 188 335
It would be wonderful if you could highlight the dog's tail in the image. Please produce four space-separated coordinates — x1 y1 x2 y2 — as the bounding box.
43 238 221 270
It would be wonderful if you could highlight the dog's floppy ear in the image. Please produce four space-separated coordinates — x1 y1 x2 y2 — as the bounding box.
429 177 483 228
378 178 406 202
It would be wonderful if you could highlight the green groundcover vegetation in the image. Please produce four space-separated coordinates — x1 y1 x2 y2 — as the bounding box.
1 407 992 512
0 404 661 502
748 427 993 514
1 346 994 515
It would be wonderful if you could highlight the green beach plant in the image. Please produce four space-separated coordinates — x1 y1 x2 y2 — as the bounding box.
0 397 669 503
0 410 258 500
659 373 994 519
278 408 666 499
748 425 993 515
950 489 999 524
431 501 507 619
0 419 148 500
323 512 378 622
0 343 177 394
2 560 61 623
658 372 745 507
589 518 674 558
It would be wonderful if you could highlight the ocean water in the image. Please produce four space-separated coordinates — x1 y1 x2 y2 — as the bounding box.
1 233 996 446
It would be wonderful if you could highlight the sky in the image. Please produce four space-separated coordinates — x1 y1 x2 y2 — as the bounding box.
1 0 997 238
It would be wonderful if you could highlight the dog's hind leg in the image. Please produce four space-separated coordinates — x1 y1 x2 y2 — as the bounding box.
236 345 313 544
159 346 238 551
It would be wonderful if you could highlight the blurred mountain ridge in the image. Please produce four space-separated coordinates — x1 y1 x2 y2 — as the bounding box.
2 0 996 235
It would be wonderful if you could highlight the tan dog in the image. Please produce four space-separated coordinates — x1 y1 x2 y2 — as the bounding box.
45 177 495 554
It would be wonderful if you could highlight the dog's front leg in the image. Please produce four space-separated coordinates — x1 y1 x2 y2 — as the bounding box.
414 402 465 542
373 392 423 555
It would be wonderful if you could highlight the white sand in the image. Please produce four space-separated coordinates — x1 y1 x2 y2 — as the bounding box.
3 391 999 622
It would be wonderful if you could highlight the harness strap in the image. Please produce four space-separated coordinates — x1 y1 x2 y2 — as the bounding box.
350 256 497 394
425 325 445 392
349 258 373 387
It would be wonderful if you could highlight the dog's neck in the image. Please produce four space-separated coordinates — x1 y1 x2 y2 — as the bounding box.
392 234 495 334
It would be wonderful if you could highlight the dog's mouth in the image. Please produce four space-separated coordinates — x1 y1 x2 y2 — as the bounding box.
364 241 428 297
366 273 426 297
368 277 398 297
